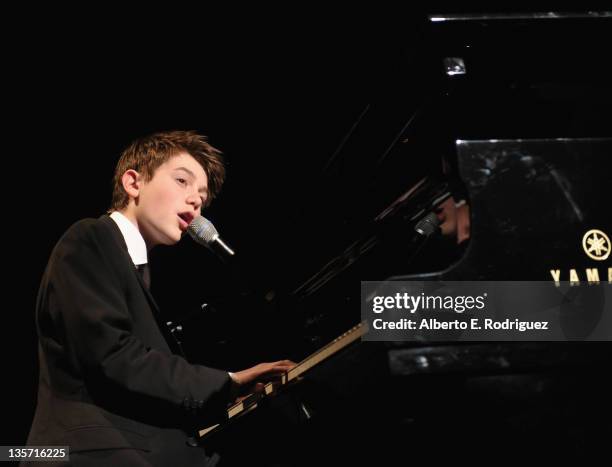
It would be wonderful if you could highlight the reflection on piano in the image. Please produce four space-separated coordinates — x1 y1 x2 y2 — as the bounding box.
192 11 612 465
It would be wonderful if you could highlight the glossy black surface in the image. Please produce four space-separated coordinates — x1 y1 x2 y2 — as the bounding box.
15 10 612 463
197 13 612 464
432 138 611 280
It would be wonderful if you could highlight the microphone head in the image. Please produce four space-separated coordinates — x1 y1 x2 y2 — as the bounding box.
414 212 440 237
187 216 219 245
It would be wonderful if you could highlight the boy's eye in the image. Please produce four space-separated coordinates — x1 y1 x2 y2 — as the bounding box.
177 178 187 185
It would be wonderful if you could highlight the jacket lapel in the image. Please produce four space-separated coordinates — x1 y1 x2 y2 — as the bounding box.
98 215 186 357
99 215 162 316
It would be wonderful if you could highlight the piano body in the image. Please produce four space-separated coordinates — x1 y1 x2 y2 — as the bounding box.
191 12 612 464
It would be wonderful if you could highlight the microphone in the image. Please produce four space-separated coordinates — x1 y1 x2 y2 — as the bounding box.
187 216 236 257
414 211 440 237
403 212 440 264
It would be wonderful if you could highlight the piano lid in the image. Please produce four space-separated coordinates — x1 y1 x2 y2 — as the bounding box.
426 10 612 84
429 11 612 22
392 137 612 281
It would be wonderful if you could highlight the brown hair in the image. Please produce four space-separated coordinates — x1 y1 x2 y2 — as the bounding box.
109 130 225 211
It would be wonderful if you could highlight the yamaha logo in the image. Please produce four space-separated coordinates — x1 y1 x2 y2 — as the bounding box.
582 229 610 261
549 229 611 286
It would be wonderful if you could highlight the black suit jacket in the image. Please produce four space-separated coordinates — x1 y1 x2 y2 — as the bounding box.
25 215 233 466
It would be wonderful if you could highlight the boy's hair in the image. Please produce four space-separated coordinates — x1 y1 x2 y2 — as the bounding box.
109 130 225 212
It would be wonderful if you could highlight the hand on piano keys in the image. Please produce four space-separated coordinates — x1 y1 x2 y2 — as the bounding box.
229 360 297 404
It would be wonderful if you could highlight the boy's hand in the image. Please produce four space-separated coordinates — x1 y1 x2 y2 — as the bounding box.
229 360 296 401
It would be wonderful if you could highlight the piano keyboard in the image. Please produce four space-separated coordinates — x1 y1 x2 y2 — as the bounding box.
198 321 368 439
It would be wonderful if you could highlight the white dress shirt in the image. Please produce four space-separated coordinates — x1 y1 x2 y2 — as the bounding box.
109 211 148 267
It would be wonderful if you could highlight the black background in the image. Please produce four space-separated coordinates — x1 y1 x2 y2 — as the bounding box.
6 10 429 445
4 7 612 461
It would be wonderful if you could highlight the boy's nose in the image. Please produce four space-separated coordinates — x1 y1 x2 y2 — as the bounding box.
187 195 201 209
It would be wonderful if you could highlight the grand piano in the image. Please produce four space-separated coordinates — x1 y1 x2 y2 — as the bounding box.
171 12 612 465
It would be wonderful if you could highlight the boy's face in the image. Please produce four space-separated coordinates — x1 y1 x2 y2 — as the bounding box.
133 152 209 248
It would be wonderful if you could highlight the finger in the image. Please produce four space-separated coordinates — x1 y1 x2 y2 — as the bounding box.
265 368 292 377
268 360 295 367
274 365 295 373
271 361 296 370
253 382 265 393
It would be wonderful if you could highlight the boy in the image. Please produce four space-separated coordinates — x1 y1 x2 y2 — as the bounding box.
25 130 294 466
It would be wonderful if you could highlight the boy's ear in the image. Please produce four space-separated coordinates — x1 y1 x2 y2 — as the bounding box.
121 169 143 200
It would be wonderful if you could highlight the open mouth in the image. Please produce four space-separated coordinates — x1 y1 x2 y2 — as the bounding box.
178 213 194 230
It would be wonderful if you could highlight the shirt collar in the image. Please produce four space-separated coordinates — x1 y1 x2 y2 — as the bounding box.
109 211 148 266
